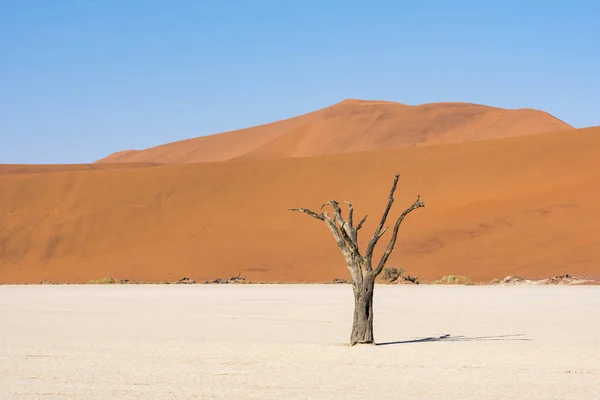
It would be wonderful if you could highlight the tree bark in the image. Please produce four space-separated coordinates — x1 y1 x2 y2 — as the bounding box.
350 273 375 345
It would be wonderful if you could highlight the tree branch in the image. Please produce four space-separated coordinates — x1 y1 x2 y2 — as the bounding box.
321 200 344 223
356 215 368 231
289 207 352 256
321 200 358 252
364 174 400 260
288 208 325 221
377 226 389 239
344 201 360 247
323 218 352 257
344 201 354 228
373 195 426 277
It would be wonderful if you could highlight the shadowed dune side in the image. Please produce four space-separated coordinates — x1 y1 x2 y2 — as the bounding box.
1 126 599 284
96 99 574 164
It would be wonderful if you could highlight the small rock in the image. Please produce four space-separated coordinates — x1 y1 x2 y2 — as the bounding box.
332 278 349 284
543 274 586 285
228 274 246 284
396 275 420 284
498 276 525 285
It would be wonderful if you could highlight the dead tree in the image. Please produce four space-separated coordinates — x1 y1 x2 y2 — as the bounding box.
289 174 425 346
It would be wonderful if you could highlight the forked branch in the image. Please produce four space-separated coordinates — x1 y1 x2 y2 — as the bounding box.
373 195 426 276
289 206 353 256
365 174 400 260
321 200 359 253
356 215 368 231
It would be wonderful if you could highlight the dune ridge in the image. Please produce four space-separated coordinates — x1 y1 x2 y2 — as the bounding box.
2 125 599 284
0 162 164 175
96 99 573 164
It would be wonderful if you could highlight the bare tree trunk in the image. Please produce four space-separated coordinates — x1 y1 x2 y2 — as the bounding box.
350 272 375 345
289 174 425 346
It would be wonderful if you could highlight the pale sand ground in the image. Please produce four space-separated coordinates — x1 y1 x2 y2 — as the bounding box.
1 285 598 400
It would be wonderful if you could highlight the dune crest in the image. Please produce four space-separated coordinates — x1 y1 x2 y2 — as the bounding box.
96 99 573 164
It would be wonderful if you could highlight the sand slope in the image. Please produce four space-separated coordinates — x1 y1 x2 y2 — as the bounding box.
0 162 163 175
1 126 599 284
96 99 573 164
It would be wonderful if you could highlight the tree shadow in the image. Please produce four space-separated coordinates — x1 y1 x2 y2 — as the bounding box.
377 333 531 346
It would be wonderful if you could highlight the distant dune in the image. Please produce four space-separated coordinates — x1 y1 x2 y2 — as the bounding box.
2 125 599 284
0 162 163 175
96 99 573 164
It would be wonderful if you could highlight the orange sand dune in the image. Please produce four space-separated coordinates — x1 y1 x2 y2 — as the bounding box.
2 126 599 284
0 162 163 175
97 99 573 164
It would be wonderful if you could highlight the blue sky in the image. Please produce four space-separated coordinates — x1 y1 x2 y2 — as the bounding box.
1 1 599 164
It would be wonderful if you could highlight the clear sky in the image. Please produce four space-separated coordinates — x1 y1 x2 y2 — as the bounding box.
1 1 599 164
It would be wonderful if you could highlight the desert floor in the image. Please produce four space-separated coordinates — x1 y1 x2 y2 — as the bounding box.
1 285 598 400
